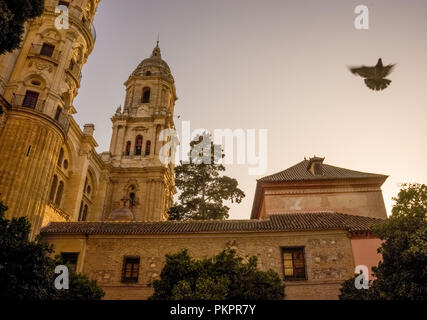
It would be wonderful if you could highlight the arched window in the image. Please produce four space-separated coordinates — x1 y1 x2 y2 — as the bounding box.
145 140 151 156
54 106 62 121
142 87 150 103
78 201 84 221
125 141 131 156
49 175 58 201
129 192 136 207
55 181 64 207
135 135 143 155
82 205 88 221
57 148 64 167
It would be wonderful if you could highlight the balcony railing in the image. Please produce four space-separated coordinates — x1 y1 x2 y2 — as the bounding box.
48 202 71 221
55 108 70 134
11 94 45 112
66 63 82 83
81 17 97 43
11 94 70 134
28 44 62 64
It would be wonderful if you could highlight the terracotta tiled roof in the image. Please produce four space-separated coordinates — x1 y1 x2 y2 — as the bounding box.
40 212 385 236
259 160 387 182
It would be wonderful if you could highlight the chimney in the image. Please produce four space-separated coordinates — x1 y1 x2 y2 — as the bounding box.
307 156 325 176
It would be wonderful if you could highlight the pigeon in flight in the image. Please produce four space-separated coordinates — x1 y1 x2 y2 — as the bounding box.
349 58 396 91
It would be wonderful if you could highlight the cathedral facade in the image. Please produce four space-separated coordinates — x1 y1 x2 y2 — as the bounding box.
0 1 387 300
0 0 175 239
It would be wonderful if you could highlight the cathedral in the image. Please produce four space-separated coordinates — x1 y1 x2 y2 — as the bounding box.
0 1 388 300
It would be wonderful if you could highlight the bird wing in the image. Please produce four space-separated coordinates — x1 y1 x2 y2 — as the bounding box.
349 66 374 78
381 64 396 77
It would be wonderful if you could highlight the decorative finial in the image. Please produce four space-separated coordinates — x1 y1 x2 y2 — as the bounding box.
156 33 160 46
151 37 162 58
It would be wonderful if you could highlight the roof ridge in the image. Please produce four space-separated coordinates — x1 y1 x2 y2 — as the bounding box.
42 212 385 235
258 159 387 182
258 160 307 182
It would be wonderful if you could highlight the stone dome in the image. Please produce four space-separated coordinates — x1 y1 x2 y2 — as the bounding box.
108 206 135 221
130 43 173 80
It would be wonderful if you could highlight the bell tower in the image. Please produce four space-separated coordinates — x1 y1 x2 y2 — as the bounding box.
103 43 177 222
0 0 100 237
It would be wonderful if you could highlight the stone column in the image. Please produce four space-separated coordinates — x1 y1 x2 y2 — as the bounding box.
0 112 63 238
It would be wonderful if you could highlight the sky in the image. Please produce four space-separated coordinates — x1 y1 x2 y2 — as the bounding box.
74 0 427 219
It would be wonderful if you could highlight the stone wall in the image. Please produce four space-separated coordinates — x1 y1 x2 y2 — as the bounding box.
43 229 356 300
261 181 388 219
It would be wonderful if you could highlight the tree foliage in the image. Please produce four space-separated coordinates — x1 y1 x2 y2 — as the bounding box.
0 0 44 55
150 248 285 300
168 133 245 220
339 183 427 300
0 202 104 300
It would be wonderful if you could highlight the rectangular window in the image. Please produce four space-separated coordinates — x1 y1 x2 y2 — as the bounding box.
22 90 39 109
122 257 140 283
58 1 69 7
61 252 79 273
40 43 55 57
282 247 306 280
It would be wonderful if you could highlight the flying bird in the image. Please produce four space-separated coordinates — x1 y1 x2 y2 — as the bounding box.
349 58 396 91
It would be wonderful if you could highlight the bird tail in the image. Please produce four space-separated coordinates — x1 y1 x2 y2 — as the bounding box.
365 78 391 91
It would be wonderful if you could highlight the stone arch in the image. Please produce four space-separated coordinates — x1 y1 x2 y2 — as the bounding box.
58 141 74 175
55 180 65 207
62 138 78 172
23 73 47 90
49 174 59 202
85 166 99 198
39 28 63 45
123 181 140 207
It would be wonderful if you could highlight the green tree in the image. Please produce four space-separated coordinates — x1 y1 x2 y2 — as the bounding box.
339 183 427 300
0 202 104 300
338 272 377 300
168 133 245 220
0 0 44 55
150 248 285 300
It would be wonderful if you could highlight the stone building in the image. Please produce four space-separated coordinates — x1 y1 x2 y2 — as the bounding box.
251 156 388 220
0 1 386 299
0 0 176 239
